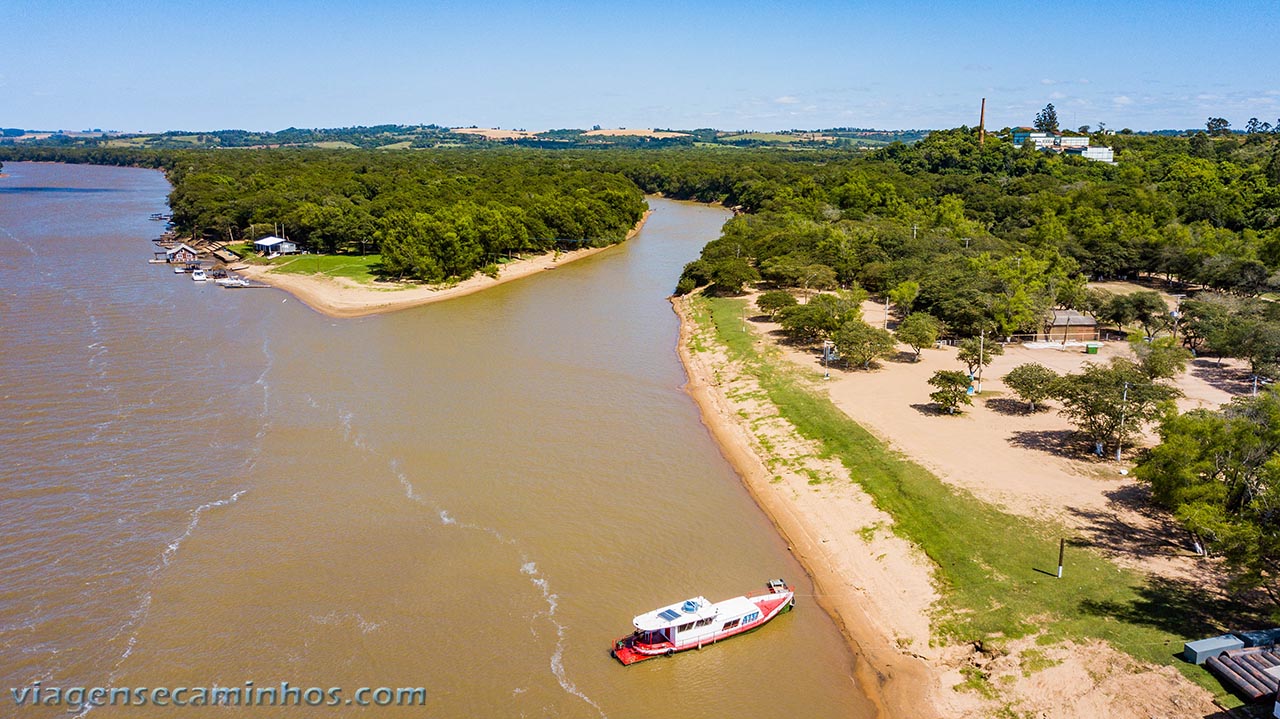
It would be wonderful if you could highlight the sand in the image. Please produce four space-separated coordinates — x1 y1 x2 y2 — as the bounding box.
673 292 1231 718
236 211 650 318
449 127 539 140
674 296 947 719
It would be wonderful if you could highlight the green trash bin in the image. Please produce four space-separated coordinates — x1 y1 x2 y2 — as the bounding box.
1085 343 1100 355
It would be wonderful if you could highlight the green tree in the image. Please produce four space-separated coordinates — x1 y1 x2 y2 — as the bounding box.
1052 358 1180 458
778 289 867 343
929 370 973 415
833 319 897 370
895 313 941 361
1130 335 1191 380
1136 391 1280 604
1103 291 1170 338
887 280 921 319
1034 103 1060 133
1206 117 1232 136
756 290 798 318
957 335 1005 386
1002 363 1059 411
706 257 759 296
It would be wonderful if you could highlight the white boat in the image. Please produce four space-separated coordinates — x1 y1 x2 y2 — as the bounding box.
191 269 208 282
612 579 795 665
215 276 249 288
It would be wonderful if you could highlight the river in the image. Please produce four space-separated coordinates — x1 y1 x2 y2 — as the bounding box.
0 161 873 717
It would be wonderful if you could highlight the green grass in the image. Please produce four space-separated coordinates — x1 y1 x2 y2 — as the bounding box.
696 295 1249 704
270 253 384 284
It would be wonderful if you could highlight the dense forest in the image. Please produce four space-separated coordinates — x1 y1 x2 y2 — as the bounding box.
0 146 648 283
674 127 1280 334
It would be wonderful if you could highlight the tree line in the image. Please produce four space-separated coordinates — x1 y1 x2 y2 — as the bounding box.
0 146 647 284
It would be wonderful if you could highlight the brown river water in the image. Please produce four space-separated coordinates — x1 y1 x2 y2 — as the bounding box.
0 162 874 718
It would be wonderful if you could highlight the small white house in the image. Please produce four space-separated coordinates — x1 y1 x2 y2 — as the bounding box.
253 235 298 255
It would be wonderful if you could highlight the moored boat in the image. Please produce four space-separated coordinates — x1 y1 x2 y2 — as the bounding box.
215 276 249 288
191 269 208 282
611 579 794 665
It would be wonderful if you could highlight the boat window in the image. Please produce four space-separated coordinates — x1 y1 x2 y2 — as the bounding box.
677 622 694 633
695 618 715 627
722 619 740 630
743 612 759 623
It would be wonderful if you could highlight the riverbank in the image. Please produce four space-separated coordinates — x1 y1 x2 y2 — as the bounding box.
672 292 1229 719
237 210 652 318
673 294 947 719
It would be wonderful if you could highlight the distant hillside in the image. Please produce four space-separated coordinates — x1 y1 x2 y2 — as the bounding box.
0 124 930 151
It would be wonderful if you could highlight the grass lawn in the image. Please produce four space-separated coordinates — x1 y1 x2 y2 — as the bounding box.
697 294 1250 704
271 253 383 283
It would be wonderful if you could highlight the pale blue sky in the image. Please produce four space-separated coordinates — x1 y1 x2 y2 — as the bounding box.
3 0 1277 132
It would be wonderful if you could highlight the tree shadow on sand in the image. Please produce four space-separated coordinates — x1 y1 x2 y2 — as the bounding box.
1066 484 1206 570
1006 429 1101 459
1189 358 1255 397
910 402 957 417
985 397 1037 416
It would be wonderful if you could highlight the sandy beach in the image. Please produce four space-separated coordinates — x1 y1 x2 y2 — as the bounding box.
237 211 651 318
673 295 945 719
672 292 1230 718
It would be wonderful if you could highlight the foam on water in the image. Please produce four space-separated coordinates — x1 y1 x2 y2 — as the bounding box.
310 611 384 635
321 405 606 716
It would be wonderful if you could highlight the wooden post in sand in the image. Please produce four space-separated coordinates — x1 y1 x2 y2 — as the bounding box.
1057 538 1065 579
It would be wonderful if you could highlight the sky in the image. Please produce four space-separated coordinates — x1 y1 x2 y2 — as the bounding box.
3 0 1278 133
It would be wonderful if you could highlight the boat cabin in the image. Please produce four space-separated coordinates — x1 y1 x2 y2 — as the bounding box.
630 595 763 648
613 579 793 664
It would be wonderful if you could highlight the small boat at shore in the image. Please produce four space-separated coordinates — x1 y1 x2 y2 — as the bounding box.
611 579 794 665
191 269 208 282
216 276 249 288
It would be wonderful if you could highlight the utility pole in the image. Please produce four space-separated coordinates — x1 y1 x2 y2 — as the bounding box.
976 329 985 393
1056 538 1065 579
884 296 890 329
1115 381 1130 461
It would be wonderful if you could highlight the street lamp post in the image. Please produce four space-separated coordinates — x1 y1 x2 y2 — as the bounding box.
1115 381 1130 461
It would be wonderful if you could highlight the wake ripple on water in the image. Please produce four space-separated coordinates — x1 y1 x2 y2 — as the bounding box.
317 406 606 718
399 471 605 717
74 487 250 719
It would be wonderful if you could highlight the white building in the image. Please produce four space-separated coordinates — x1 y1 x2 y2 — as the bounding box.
253 235 298 255
1064 146 1115 164
1012 127 1114 163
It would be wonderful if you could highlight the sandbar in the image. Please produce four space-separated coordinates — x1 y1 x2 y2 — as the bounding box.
237 211 651 318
